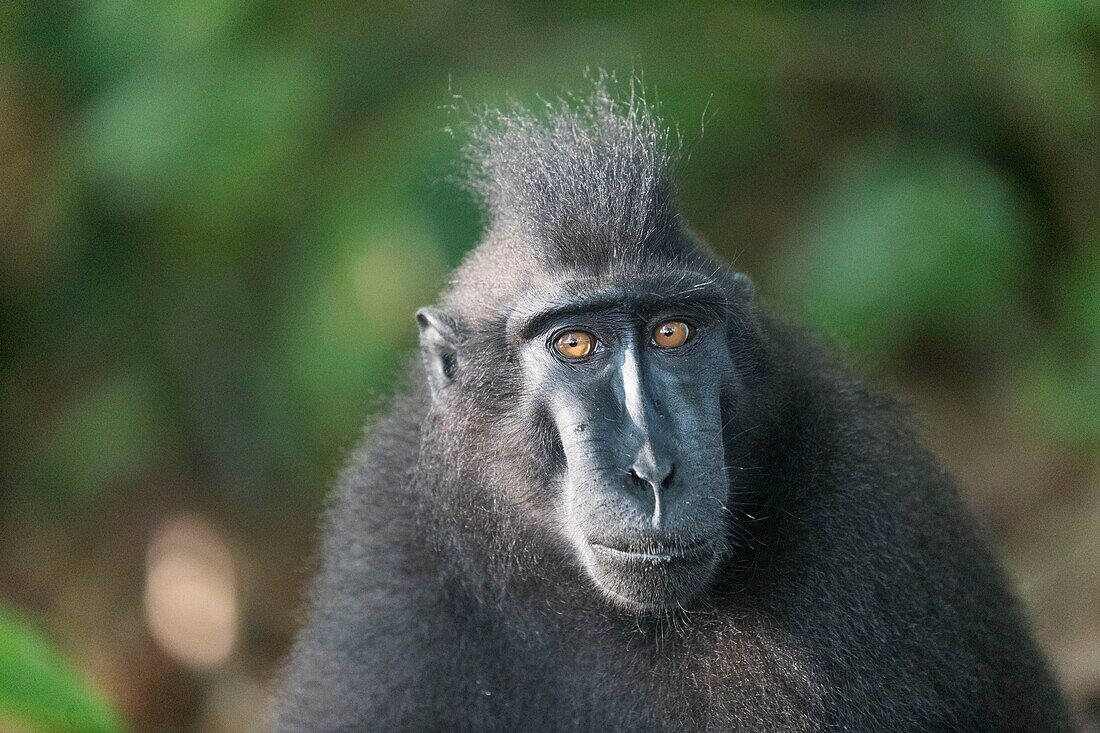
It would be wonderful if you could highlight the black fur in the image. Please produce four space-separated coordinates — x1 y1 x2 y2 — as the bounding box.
273 77 1071 732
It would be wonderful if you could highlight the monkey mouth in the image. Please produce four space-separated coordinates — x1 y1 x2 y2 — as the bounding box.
588 538 716 564
581 537 720 611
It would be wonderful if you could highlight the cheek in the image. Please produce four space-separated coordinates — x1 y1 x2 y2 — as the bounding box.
557 468 650 548
557 439 618 504
665 383 725 438
517 351 593 429
662 392 730 491
543 384 612 466
555 432 648 532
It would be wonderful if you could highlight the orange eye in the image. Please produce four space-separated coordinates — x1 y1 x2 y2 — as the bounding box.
553 330 597 359
652 320 694 349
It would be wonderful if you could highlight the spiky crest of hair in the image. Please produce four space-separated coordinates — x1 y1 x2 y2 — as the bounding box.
463 72 685 271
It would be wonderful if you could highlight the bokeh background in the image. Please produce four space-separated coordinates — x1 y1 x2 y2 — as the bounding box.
2 2 1099 731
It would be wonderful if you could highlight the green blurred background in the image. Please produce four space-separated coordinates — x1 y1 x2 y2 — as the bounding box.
1 1 1098 730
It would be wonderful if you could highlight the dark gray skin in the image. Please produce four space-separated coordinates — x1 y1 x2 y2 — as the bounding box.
419 274 741 611
274 85 1073 732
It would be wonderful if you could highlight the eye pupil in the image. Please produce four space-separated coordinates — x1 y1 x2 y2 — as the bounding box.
553 330 596 359
652 320 693 349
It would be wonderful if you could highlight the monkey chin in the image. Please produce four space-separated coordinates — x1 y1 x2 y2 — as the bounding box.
579 540 719 613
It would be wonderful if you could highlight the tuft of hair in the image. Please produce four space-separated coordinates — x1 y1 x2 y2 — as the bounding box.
463 71 685 271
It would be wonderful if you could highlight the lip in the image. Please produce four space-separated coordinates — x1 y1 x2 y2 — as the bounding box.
588 538 715 564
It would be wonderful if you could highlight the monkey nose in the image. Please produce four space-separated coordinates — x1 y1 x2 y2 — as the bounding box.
628 453 675 493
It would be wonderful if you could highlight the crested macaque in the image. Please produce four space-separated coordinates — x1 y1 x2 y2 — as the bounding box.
274 80 1071 732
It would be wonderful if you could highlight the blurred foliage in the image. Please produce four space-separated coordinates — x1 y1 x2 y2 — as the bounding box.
0 609 125 733
3 0 1099 511
779 148 1029 359
1 0 1098 730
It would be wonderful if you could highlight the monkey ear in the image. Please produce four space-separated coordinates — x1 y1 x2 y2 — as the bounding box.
727 272 755 303
415 307 461 400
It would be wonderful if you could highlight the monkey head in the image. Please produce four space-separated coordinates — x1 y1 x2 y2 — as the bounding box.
413 84 760 612
416 261 757 612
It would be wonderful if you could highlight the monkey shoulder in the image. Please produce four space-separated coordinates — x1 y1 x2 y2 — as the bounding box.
746 319 1070 729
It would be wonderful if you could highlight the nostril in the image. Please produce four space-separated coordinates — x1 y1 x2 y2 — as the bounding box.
627 467 648 492
628 464 675 492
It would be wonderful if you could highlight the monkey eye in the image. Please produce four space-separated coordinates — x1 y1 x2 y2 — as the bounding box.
552 329 598 360
651 320 694 349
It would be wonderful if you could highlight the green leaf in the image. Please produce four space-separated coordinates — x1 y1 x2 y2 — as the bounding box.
0 608 126 733
774 147 1028 363
1017 246 1100 448
29 372 167 507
